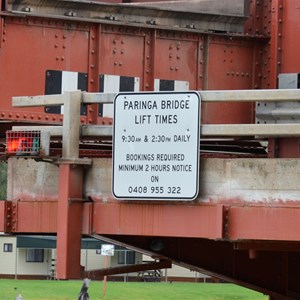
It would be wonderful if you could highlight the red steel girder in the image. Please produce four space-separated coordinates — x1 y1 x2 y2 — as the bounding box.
91 202 224 239
56 164 84 279
90 201 300 242
227 205 300 241
5 200 300 243
0 200 12 232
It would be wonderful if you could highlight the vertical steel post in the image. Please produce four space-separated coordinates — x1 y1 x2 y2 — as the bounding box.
56 91 84 279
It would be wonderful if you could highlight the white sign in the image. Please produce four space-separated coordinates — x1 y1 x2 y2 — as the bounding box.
113 91 201 200
101 244 115 256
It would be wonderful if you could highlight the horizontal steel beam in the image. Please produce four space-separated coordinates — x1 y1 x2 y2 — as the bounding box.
12 89 300 108
6 0 246 33
12 124 300 138
83 89 300 103
200 124 300 137
200 89 300 102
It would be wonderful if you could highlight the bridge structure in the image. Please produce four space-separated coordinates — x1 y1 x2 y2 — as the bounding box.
1 1 300 299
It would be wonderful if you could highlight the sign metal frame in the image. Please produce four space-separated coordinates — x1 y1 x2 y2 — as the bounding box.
112 91 201 200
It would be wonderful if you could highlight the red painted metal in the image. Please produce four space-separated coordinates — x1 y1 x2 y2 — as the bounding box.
15 201 57 233
56 164 84 279
92 201 224 239
88 201 300 243
0 200 11 232
0 12 257 127
203 36 255 124
3 0 300 298
227 205 300 241
0 201 5 232
0 17 89 123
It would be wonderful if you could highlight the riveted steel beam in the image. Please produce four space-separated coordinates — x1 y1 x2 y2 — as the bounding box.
5 0 247 33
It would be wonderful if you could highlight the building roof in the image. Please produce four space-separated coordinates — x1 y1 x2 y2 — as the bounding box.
16 235 106 250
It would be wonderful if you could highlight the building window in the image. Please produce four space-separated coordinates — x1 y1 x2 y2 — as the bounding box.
26 249 44 262
96 249 101 254
3 243 13 252
118 251 135 265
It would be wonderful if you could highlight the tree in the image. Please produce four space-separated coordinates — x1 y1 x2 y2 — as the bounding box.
0 162 7 200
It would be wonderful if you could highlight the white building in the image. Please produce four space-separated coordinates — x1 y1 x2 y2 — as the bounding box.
0 235 210 282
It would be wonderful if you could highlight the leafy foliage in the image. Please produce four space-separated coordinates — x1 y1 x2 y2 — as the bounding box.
0 162 7 200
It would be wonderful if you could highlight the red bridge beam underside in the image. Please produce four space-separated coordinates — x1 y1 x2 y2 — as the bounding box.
91 202 300 241
3 200 300 242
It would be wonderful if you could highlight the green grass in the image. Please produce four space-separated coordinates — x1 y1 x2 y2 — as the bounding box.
0 279 267 300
